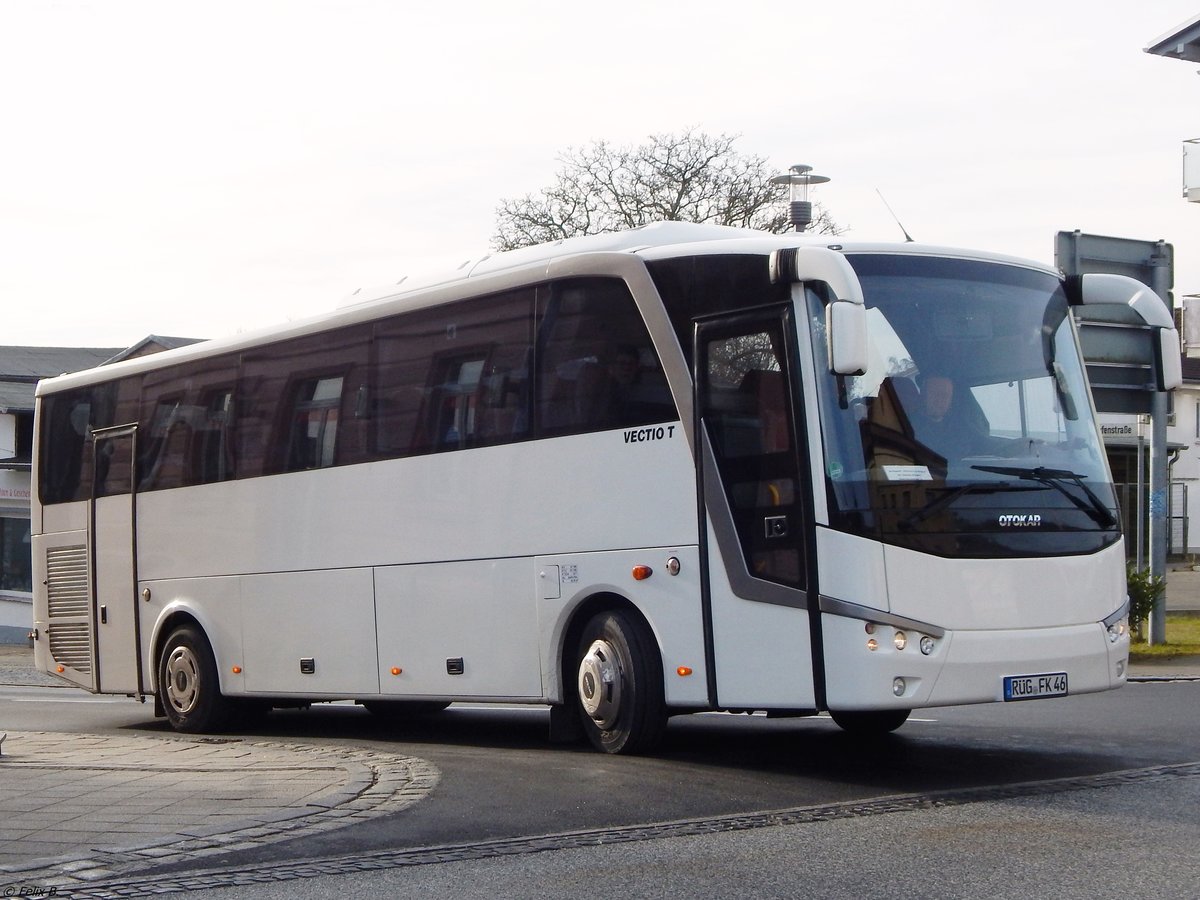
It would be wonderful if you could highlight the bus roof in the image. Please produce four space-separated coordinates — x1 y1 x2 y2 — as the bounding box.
36 222 1059 396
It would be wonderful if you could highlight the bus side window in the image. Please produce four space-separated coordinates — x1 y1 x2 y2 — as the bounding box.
238 325 370 477
422 354 486 451
535 278 676 437
191 389 235 484
135 354 242 491
91 378 139 498
39 389 94 504
285 375 344 470
374 288 533 458
138 396 187 491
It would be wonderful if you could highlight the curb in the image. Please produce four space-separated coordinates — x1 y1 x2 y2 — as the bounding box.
0 731 440 889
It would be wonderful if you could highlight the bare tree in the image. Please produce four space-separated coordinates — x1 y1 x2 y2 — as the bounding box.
492 130 842 251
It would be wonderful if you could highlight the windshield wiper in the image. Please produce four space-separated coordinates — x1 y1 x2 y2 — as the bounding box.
970 465 1118 529
898 482 1038 530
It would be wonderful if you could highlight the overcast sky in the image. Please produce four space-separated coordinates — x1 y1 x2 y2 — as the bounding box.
1 0 1197 348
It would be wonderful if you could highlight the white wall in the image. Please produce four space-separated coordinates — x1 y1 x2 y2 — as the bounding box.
0 597 30 642
1100 381 1200 557
1168 383 1200 557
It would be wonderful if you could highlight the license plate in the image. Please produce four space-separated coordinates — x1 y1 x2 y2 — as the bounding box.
1003 672 1068 702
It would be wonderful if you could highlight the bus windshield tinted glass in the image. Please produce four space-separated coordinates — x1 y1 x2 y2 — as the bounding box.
808 254 1119 556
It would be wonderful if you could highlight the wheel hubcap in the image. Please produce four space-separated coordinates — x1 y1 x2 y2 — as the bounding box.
165 646 201 715
578 639 622 729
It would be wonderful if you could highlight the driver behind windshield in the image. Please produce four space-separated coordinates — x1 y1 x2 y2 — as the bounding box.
910 373 992 458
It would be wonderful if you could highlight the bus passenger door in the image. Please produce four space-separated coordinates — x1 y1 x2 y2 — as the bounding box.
90 425 145 695
694 308 817 710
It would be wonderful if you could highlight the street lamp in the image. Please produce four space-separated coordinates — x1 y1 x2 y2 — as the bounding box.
770 164 830 233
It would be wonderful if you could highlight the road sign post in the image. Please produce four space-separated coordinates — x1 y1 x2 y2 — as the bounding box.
1055 231 1176 645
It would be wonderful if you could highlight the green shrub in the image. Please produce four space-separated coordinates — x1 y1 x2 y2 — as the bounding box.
1126 562 1165 642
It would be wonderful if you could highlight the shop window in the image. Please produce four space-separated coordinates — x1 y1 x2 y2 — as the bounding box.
0 515 32 593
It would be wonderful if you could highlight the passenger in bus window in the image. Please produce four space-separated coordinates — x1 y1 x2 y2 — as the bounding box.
576 344 640 429
751 368 789 453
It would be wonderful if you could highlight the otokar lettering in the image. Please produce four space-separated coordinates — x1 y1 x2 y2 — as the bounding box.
998 514 1043 527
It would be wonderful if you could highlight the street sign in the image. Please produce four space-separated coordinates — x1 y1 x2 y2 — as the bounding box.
1055 231 1174 414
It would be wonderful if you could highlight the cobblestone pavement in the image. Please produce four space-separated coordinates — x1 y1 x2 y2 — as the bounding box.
0 643 61 687
2 606 1198 897
0 730 439 891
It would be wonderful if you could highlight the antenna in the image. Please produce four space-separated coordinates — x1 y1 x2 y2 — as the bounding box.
876 189 914 243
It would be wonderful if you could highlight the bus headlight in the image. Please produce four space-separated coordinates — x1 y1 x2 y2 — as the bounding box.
1103 603 1130 644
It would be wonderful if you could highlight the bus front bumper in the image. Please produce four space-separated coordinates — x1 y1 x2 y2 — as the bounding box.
821 613 1128 712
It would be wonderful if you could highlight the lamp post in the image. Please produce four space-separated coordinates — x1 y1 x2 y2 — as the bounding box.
770 164 830 233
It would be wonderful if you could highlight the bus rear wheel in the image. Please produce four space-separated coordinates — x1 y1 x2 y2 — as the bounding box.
574 610 666 755
829 708 911 735
158 624 233 733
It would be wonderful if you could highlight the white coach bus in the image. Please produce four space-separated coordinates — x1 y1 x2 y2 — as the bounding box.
30 223 1179 753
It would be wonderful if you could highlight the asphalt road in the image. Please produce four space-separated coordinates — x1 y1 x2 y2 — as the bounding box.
2 677 1199 898
181 771 1200 900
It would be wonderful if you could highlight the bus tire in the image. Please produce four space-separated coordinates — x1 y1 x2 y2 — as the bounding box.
574 610 666 755
829 708 910 734
157 624 233 733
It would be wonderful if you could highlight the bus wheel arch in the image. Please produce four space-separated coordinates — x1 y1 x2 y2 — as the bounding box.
155 618 234 733
560 595 667 754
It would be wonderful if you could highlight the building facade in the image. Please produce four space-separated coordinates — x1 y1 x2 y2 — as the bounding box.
1098 353 1200 561
0 338 199 642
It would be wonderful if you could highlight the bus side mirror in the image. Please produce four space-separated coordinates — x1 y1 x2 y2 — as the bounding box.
769 246 868 376
828 301 868 376
1156 328 1184 392
1076 273 1182 391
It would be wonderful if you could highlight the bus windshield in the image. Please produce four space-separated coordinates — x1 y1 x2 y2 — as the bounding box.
809 254 1119 558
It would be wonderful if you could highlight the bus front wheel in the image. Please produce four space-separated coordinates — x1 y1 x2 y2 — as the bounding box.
158 625 233 733
574 610 666 755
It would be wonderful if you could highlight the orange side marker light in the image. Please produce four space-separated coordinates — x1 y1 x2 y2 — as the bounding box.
676 666 693 677
391 667 403 676
632 565 653 581
232 666 242 674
